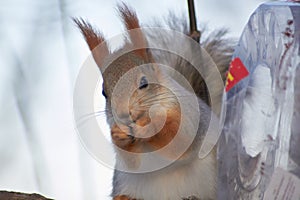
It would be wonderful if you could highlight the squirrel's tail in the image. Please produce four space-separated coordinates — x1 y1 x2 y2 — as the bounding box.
201 29 235 84
147 14 235 114
185 28 235 111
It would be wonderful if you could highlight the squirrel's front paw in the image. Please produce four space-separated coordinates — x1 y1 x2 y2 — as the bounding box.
111 125 135 148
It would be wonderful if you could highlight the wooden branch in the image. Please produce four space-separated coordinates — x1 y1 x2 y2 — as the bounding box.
0 191 53 200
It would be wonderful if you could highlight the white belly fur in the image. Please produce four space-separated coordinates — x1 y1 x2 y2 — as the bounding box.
115 152 216 200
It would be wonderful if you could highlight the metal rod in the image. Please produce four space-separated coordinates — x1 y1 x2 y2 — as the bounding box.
187 0 201 42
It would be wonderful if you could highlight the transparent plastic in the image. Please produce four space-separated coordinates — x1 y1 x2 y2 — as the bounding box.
217 2 300 199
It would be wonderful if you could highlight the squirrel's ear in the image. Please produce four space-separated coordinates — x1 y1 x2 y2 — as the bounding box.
118 3 151 61
74 18 109 71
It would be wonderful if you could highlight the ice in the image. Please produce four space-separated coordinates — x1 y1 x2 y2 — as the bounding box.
241 65 276 158
218 2 300 199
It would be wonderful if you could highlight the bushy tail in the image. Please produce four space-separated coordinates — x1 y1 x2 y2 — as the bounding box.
146 13 235 114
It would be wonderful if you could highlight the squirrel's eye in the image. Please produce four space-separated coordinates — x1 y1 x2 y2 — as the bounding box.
102 90 107 98
139 76 148 89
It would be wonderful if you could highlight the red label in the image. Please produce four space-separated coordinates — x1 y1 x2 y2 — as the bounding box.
225 57 249 92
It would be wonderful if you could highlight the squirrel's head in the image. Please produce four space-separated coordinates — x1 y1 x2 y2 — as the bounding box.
75 3 181 154
74 3 155 99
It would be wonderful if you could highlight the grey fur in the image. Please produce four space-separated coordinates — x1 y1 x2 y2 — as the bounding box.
146 13 236 108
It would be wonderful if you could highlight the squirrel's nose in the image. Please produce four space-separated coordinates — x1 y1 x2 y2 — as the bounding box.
129 111 137 123
130 108 143 124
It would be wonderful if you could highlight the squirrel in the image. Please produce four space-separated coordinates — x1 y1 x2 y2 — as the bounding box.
74 3 234 200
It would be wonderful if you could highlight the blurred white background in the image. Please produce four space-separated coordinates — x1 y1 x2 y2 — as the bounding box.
0 0 266 199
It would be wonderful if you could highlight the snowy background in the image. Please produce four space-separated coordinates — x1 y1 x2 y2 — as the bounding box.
0 0 266 199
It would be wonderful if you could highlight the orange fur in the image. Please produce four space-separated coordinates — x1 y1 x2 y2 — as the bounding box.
111 124 142 153
113 195 134 200
111 105 182 157
147 108 181 150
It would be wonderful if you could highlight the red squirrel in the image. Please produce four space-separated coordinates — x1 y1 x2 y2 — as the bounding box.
75 3 233 200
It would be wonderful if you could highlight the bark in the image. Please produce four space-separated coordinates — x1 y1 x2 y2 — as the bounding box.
0 191 53 200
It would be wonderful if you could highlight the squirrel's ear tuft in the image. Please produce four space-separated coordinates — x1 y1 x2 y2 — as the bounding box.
117 3 150 60
117 3 140 32
73 18 106 51
73 18 109 70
